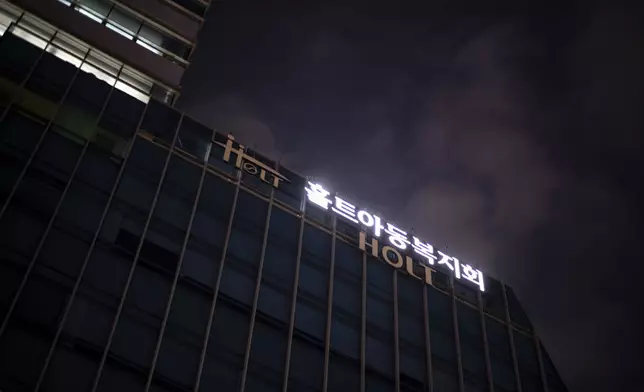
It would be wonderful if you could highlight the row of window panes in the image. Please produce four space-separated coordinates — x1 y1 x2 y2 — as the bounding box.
57 0 192 65
0 3 177 104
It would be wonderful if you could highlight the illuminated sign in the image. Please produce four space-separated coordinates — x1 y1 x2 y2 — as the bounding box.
214 134 288 188
305 182 485 291
360 231 436 285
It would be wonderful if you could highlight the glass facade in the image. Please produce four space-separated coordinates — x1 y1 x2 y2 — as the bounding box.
0 29 569 392
0 1 178 104
56 0 195 65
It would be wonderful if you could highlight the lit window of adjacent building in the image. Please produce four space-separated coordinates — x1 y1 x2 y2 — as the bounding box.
136 39 162 56
57 0 193 66
77 7 104 23
0 0 20 35
105 22 133 39
12 13 55 49
1 0 177 104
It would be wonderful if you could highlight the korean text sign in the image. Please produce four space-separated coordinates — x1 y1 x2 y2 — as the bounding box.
305 182 485 292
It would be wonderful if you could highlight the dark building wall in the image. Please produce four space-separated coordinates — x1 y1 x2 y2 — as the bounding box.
0 31 568 392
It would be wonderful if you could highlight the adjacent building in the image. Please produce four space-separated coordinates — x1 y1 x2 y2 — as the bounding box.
1 0 210 105
0 1 569 391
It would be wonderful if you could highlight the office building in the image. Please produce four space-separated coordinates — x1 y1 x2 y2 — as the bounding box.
1 0 210 105
0 0 569 391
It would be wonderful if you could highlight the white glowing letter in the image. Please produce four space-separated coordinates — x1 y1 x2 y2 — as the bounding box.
305 182 332 210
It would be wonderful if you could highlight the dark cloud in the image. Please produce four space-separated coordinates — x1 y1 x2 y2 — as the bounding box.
180 1 644 390
401 24 558 266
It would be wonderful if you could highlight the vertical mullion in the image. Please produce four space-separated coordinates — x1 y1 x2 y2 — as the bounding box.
422 286 433 392
321 216 337 392
100 3 114 26
90 114 185 392
478 290 495 392
534 336 549 392
32 104 149 391
502 283 523 392
239 186 275 392
451 280 465 392
281 189 307 392
12 11 25 27
143 142 211 391
0 26 52 123
393 272 400 392
193 172 242 392
31 64 127 391
0 47 93 338
135 17 144 37
0 29 72 220
360 252 367 392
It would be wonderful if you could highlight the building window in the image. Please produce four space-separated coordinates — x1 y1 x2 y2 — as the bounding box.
76 0 112 19
1 3 178 104
105 6 139 36
79 50 121 86
105 21 133 39
58 0 193 66
77 7 104 24
114 76 149 103
135 38 162 56
0 0 21 36
9 13 55 49
12 25 47 49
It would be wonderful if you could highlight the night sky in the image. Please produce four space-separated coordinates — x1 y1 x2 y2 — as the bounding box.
178 1 644 390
